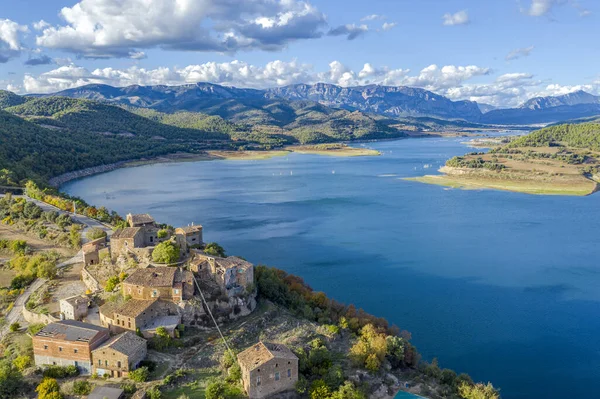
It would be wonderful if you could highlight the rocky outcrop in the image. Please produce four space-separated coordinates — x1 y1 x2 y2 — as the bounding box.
179 294 257 327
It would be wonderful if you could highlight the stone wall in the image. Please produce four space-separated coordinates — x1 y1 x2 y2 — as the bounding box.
22 308 59 324
81 266 102 292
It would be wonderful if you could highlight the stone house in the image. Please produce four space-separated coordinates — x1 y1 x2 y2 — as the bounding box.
99 298 180 338
237 342 299 399
126 213 156 228
33 320 110 375
91 331 147 378
82 236 107 266
59 295 89 320
122 267 194 302
175 225 203 252
190 252 254 297
109 227 145 259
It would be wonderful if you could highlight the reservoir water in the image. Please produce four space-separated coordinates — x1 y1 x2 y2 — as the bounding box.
62 136 600 399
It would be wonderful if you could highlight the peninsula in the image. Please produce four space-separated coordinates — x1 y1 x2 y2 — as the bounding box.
407 122 600 196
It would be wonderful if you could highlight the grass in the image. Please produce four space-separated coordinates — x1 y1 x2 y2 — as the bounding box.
405 175 597 196
0 270 15 288
161 369 220 399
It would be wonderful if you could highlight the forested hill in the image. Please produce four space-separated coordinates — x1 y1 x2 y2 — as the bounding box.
0 109 223 186
506 122 600 151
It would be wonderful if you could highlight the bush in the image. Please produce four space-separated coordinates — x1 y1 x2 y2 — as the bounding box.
10 273 35 289
104 275 120 292
205 379 244 399
204 242 226 258
0 359 23 397
9 322 20 332
10 240 28 255
36 378 63 399
42 365 79 379
152 241 180 264
121 382 137 394
129 366 149 382
86 228 107 241
73 380 93 395
157 229 168 239
12 355 32 371
147 387 162 399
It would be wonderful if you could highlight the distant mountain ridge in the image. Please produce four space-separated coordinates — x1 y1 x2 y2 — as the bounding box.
43 82 484 121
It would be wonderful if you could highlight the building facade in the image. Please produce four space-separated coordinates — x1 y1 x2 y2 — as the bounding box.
121 267 194 301
91 332 147 378
99 299 180 338
237 342 299 399
191 252 254 297
33 321 110 375
59 295 89 320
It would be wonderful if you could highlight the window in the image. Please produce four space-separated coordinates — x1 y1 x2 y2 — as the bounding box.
74 349 78 354
256 376 261 386
98 360 101 366
152 290 157 297
138 289 141 294
105 360 108 366
150 236 154 243
128 288 132 293
275 363 278 368
128 322 131 328
174 289 179 294
117 361 122 368
275 372 280 381
287 369 291 378
59 347 63 352
44 345 48 350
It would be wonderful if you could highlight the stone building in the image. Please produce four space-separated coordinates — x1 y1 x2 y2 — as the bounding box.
237 342 299 399
122 267 194 301
82 236 107 266
99 299 180 338
191 252 254 297
127 213 156 228
59 295 89 320
33 320 110 375
175 225 203 252
91 332 147 378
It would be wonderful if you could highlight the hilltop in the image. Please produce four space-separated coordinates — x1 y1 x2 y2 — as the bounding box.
408 122 600 196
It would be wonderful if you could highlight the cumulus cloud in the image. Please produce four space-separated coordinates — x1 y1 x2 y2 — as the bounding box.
24 54 54 66
442 10 470 26
506 46 535 61
525 0 561 16
327 24 369 40
34 0 328 58
382 22 397 31
0 19 29 63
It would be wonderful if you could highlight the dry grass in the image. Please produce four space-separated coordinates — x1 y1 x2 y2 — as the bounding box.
0 224 76 258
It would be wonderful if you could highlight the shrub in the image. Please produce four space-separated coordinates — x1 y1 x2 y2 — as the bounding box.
12 355 31 371
157 229 168 239
121 382 137 394
204 242 226 258
205 379 244 399
147 387 162 399
129 366 149 382
152 241 180 264
104 275 120 292
9 322 20 332
73 380 93 395
10 240 27 255
36 378 63 399
86 228 107 241
42 365 79 379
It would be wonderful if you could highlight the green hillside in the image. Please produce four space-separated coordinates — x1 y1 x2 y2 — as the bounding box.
0 90 29 109
0 110 217 185
506 122 600 151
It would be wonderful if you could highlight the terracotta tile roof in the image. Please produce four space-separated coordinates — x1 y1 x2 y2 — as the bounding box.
124 267 177 287
92 331 146 357
35 320 107 342
237 342 298 371
111 227 142 240
114 299 158 318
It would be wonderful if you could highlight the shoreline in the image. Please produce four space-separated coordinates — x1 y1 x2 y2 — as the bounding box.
50 145 382 188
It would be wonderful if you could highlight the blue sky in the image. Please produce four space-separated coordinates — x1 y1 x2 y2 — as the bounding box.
0 0 598 106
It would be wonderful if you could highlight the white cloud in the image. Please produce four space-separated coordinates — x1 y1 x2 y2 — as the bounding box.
442 10 470 26
361 14 385 21
525 0 561 16
0 19 29 63
327 24 369 40
382 22 397 31
35 0 328 58
506 46 535 61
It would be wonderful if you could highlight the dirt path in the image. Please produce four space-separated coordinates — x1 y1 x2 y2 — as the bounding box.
0 278 46 339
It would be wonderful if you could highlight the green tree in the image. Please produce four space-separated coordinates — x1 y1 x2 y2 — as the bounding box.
205 379 244 399
10 240 27 255
0 359 23 398
147 387 162 399
331 381 366 399
152 241 180 264
104 275 120 292
73 380 93 395
129 367 149 382
152 327 172 351
458 382 500 399
12 355 32 372
69 225 81 248
309 379 331 399
86 228 107 241
204 242 226 258
157 229 168 239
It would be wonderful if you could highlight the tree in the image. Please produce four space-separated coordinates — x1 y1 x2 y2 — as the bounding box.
0 359 23 398
152 241 180 264
458 382 500 399
86 228 107 241
38 261 58 279
69 225 81 248
73 380 93 395
10 240 27 255
309 380 331 399
152 327 172 351
12 355 32 372
205 379 244 399
129 366 149 382
36 378 63 399
204 242 226 258
104 275 120 292
147 387 162 399
157 229 168 239
331 381 366 399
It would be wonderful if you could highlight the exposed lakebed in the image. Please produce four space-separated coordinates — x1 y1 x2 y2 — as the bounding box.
62 135 600 399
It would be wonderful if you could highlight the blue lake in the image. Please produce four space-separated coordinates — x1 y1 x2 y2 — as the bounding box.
62 137 600 399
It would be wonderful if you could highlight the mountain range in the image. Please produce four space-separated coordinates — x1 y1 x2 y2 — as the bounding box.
40 83 600 125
